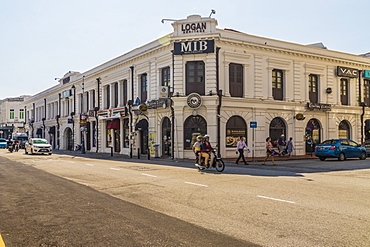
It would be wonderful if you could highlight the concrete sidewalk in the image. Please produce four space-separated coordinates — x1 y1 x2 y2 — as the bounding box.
53 149 317 167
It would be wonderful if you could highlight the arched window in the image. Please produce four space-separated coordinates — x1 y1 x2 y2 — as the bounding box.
339 120 351 139
226 116 247 147
269 117 286 144
184 115 207 149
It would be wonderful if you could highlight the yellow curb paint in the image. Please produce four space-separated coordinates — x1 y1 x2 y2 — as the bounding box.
0 234 5 247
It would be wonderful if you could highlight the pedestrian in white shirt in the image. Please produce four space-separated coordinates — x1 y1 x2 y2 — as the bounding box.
235 136 250 165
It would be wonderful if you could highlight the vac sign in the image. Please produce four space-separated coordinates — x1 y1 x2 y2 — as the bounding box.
174 40 214 55
336 66 359 78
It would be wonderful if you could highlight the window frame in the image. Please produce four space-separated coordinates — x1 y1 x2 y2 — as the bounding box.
272 69 284 100
122 80 128 106
309 74 319 103
161 67 171 87
140 73 148 103
106 85 110 109
114 82 119 108
364 79 370 106
19 109 24 119
186 61 205 95
9 109 15 119
340 78 349 105
229 63 244 97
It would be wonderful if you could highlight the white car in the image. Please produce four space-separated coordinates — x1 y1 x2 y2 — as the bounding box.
25 138 52 155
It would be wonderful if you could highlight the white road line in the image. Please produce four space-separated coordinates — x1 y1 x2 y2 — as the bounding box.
141 173 157 178
85 164 94 166
185 181 208 187
110 168 120 171
257 195 295 204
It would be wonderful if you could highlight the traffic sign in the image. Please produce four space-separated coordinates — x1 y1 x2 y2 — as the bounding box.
250 121 257 128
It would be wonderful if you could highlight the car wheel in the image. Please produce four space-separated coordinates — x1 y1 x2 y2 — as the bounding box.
338 152 345 161
25 149 28 154
359 152 366 160
319 157 326 161
48 153 52 155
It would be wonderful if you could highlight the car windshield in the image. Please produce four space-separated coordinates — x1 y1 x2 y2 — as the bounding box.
321 140 339 145
33 140 49 144
0 139 6 143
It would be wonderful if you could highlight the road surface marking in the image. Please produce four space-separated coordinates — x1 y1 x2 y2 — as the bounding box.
0 234 5 247
141 173 157 178
110 168 120 171
85 164 94 166
257 195 295 204
185 182 208 187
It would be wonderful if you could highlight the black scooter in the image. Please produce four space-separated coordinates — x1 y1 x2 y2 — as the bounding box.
8 143 13 153
196 149 225 172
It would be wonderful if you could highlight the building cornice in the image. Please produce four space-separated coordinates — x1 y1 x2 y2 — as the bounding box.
218 34 370 68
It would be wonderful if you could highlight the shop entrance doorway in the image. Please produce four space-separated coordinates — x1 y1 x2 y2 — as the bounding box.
162 117 171 157
305 118 321 154
136 119 148 155
64 127 73 151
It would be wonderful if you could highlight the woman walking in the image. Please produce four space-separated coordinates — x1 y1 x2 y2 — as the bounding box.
235 136 250 165
287 137 294 158
262 137 276 166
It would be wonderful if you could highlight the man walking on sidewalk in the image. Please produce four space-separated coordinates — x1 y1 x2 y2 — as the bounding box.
235 136 250 165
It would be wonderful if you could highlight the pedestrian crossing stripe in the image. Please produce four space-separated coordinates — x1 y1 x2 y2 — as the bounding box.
0 234 5 247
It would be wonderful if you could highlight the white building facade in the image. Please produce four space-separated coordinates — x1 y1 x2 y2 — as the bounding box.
0 96 29 138
23 15 370 159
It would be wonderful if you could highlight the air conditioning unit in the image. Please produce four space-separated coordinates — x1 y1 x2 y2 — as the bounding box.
159 86 169 99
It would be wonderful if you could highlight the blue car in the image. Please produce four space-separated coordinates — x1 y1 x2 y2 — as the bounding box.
0 138 7 149
315 139 367 161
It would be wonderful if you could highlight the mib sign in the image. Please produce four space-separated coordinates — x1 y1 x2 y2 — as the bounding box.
174 40 214 55
336 66 359 78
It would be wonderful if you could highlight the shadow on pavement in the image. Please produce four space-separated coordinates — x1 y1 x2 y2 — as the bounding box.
53 150 370 178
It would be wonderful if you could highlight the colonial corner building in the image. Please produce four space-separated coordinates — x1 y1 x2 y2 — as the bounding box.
20 15 370 159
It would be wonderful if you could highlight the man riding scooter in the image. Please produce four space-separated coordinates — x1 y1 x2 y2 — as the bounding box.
200 135 213 168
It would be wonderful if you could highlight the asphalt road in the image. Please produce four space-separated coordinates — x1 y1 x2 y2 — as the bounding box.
1 149 370 246
0 154 255 247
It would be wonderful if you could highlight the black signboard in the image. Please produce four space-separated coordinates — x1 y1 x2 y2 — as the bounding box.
336 66 359 78
174 40 214 55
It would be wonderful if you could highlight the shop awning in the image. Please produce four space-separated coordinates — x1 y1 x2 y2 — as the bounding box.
107 119 120 129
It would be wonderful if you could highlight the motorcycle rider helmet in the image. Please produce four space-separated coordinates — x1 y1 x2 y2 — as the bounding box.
196 135 203 141
204 134 210 139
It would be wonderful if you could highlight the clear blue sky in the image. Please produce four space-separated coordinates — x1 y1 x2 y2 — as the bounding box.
1 0 369 99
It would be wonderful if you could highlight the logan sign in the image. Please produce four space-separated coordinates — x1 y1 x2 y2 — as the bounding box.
181 22 207 34
174 40 214 55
